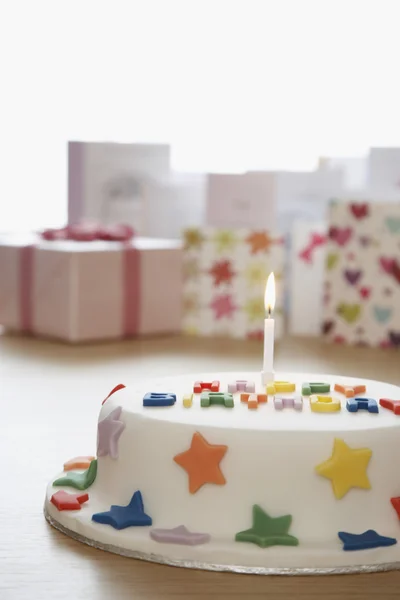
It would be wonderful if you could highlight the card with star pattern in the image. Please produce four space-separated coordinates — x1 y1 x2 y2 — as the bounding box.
322 200 400 348
182 228 285 339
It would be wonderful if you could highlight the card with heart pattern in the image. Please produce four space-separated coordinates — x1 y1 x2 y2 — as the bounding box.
322 200 400 348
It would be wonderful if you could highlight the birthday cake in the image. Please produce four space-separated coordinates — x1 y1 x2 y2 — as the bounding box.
44 372 400 575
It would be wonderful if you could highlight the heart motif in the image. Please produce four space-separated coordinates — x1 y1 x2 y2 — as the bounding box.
326 253 339 270
389 331 400 347
373 305 393 324
328 226 353 246
386 217 400 234
379 257 395 274
322 320 334 335
359 287 371 299
392 260 400 284
344 269 362 286
337 303 362 324
350 203 369 219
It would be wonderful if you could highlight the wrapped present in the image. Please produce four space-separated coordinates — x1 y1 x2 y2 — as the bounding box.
0 228 182 343
368 147 400 192
68 141 170 233
206 167 343 234
288 221 327 336
205 172 276 230
143 173 206 239
182 228 285 339
322 200 400 348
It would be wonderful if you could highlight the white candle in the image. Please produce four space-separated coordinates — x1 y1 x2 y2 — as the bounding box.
262 272 275 385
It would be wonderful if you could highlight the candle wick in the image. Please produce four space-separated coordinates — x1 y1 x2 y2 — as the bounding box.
267 306 271 318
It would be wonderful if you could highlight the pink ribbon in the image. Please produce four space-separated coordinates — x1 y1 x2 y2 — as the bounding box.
41 223 134 242
19 237 141 338
298 232 327 264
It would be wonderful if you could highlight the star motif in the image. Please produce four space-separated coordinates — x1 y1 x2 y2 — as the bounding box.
245 231 273 254
235 505 299 548
53 459 98 490
63 456 95 471
97 406 125 459
183 293 200 315
338 530 397 551
183 258 201 280
173 432 228 494
50 491 89 511
150 525 210 546
212 230 238 253
315 439 372 499
243 297 264 322
210 294 237 319
184 228 204 250
183 324 199 335
244 263 268 287
92 490 152 530
209 260 235 286
247 329 264 341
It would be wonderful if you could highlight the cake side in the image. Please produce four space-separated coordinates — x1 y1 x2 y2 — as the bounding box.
44 372 400 571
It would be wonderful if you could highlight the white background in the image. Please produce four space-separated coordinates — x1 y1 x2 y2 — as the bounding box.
1 0 400 231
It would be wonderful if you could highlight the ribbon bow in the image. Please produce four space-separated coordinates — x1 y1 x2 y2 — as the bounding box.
298 232 326 264
41 223 134 242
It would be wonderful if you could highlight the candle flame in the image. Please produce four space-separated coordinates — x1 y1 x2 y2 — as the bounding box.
264 272 276 315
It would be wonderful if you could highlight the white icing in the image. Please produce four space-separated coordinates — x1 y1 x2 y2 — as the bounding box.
45 372 400 570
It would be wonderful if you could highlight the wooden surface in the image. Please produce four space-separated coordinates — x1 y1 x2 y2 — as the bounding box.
1 333 400 600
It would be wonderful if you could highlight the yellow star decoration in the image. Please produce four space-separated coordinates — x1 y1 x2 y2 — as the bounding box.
183 324 199 336
245 263 268 287
244 297 265 322
184 228 204 250
183 258 200 280
183 293 199 315
315 438 372 499
212 230 238 253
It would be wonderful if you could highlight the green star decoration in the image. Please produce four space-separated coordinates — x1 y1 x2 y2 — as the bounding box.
235 505 299 548
243 297 265 322
53 459 98 490
212 230 238 253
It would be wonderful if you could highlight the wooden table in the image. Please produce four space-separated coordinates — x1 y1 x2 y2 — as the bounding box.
1 334 399 599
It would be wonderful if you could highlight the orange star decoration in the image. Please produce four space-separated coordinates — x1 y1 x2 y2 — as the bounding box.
173 432 228 494
184 228 204 250
246 231 273 254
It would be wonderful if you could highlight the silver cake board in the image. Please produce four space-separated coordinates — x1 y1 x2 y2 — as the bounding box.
44 508 400 576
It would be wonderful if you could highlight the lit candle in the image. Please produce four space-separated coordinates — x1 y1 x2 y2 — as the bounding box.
261 272 275 385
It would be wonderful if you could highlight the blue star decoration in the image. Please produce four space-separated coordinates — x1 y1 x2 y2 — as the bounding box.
92 491 152 530
338 530 397 551
235 505 299 548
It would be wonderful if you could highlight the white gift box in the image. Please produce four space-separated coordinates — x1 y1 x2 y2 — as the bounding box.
206 168 343 233
68 141 170 233
144 173 206 239
288 221 327 336
368 147 400 192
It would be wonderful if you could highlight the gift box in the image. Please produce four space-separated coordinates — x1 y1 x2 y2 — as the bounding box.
68 141 171 233
0 233 182 342
322 200 400 348
206 167 343 234
368 147 400 191
143 173 206 239
182 227 285 339
288 221 327 336
205 172 276 230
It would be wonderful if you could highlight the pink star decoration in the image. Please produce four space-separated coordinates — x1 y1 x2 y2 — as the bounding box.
210 294 237 319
